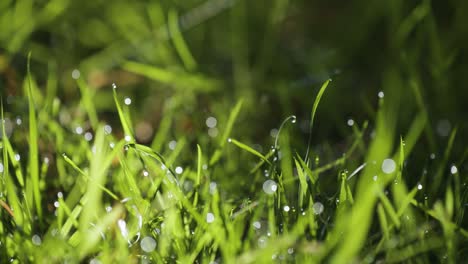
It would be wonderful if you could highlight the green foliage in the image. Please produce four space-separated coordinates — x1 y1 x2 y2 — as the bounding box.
1 0 468 263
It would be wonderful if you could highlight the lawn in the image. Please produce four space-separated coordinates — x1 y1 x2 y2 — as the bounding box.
0 0 467 263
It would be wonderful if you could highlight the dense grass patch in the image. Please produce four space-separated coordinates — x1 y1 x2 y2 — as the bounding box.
1 0 468 263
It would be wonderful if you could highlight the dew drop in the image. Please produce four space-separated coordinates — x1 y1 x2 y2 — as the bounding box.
291 115 297 124
14 153 20 161
262 180 277 195
373 175 378 181
117 219 128 239
175 166 183 174
227 138 232 143
168 140 177 150
253 221 261 229
287 248 294 254
124 97 132 105
142 170 149 177
283 205 290 212
378 91 384 98
75 126 83 135
124 135 132 142
112 83 117 89
140 236 157 253
104 125 112 135
206 117 217 128
451 165 458 174
71 69 80 80
417 183 423 190
32 235 42 246
347 119 354 127
313 202 324 215
381 159 396 174
208 127 219 138
206 212 215 223
0 163 3 173
84 132 93 141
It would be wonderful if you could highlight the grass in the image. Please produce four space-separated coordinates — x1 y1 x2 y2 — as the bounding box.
0 74 467 263
1 0 468 263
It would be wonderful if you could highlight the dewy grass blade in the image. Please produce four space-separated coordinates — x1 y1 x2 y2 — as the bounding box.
304 79 331 162
112 83 134 142
27 52 42 220
228 138 271 165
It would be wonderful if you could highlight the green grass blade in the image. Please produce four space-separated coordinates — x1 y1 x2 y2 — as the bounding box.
77 78 99 130
112 83 134 142
168 9 197 71
210 99 243 165
228 138 271 165
27 52 42 220
305 79 331 161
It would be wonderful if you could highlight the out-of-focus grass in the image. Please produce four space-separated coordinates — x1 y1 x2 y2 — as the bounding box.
1 0 468 263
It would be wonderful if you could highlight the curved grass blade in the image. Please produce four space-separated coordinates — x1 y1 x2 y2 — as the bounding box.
305 79 331 161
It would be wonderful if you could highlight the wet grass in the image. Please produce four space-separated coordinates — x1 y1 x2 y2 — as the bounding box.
0 71 467 263
1 0 468 263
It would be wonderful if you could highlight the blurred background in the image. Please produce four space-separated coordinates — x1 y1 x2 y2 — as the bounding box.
0 0 467 177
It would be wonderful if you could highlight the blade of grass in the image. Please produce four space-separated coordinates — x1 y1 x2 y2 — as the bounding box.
168 9 197 71
27 52 42 220
305 79 331 161
228 138 271 165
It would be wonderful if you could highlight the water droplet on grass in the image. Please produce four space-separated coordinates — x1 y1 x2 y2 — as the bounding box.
75 126 83 135
53 201 59 208
263 180 277 195
168 140 177 150
175 166 183 174
417 183 423 190
378 91 384 98
112 83 117 89
124 135 132 142
71 69 80 79
208 127 218 137
430 153 436 159
89 258 101 264
140 236 157 252
283 205 290 212
206 213 215 223
15 117 22 126
124 97 132 105
206 117 217 128
291 115 297 123
142 170 149 177
451 165 458 174
253 221 261 229
0 163 3 173
84 132 93 141
373 175 378 181
14 153 20 161
104 125 112 134
287 248 294 254
118 219 128 239
227 138 232 143
57 192 63 198
382 159 396 174
209 182 217 194
347 119 354 126
313 202 324 215
32 235 42 246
